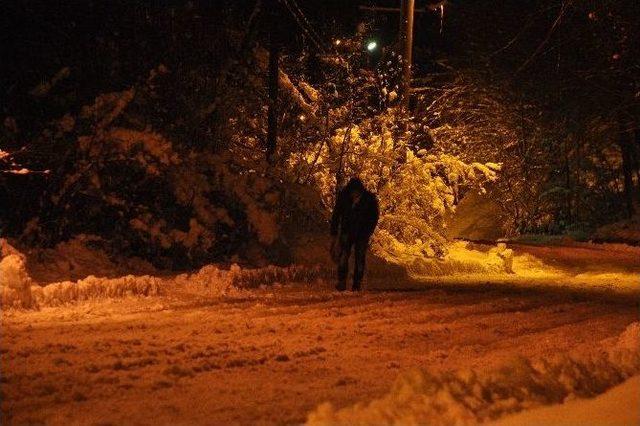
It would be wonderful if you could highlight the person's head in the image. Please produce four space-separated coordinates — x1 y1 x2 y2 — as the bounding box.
345 177 364 202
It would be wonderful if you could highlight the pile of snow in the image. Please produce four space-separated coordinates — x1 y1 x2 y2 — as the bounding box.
228 263 324 288
30 275 162 307
445 190 506 241
0 251 34 308
2 262 326 310
1 238 326 309
616 321 640 351
1 237 163 309
393 241 520 276
173 264 234 296
492 376 640 426
290 233 534 284
307 323 640 426
494 324 639 425
172 263 326 297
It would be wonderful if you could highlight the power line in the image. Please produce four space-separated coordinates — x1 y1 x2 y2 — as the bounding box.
277 0 327 52
284 0 325 46
279 0 324 51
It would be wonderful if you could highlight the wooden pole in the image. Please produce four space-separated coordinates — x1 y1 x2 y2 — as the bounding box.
400 0 415 110
359 1 422 109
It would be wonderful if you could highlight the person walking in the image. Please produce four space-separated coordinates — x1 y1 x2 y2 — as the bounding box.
330 177 379 291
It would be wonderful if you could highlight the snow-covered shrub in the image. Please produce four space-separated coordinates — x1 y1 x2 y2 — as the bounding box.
289 110 500 260
1 18 505 268
8 66 314 268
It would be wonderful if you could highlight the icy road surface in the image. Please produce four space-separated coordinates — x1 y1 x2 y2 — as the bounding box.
2 277 638 425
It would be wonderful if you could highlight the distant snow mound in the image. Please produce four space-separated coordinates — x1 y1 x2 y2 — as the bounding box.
445 190 506 241
395 241 518 276
173 264 234 297
307 326 640 426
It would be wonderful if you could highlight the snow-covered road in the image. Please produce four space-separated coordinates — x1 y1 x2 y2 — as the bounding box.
2 277 637 425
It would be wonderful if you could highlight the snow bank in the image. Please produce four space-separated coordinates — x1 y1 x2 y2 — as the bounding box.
492 375 640 426
445 191 506 241
307 323 640 426
393 241 520 276
1 237 326 309
228 264 324 288
493 324 639 425
172 263 326 297
0 237 163 309
29 275 162 307
0 253 34 308
2 262 325 309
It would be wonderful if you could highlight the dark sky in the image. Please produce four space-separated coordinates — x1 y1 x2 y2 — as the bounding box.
1 0 447 84
3 0 636 118
0 0 521 120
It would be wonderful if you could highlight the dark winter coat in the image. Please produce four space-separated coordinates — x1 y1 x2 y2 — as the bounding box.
330 187 379 242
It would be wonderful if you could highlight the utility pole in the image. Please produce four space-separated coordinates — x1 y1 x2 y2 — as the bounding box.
400 0 415 110
266 0 280 162
359 1 417 109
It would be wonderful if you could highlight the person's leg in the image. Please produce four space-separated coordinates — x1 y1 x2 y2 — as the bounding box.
352 238 368 291
336 239 352 291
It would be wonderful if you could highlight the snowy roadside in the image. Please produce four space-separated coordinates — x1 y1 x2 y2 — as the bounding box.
491 375 640 426
306 322 640 425
401 240 640 302
1 261 326 309
1 238 327 309
3 237 639 310
2 237 639 424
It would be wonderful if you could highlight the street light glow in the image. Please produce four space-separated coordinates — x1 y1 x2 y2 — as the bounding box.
366 41 378 52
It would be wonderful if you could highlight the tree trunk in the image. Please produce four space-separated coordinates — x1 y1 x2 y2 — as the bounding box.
633 122 640 200
266 0 280 162
563 136 573 224
400 0 415 110
618 119 635 218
